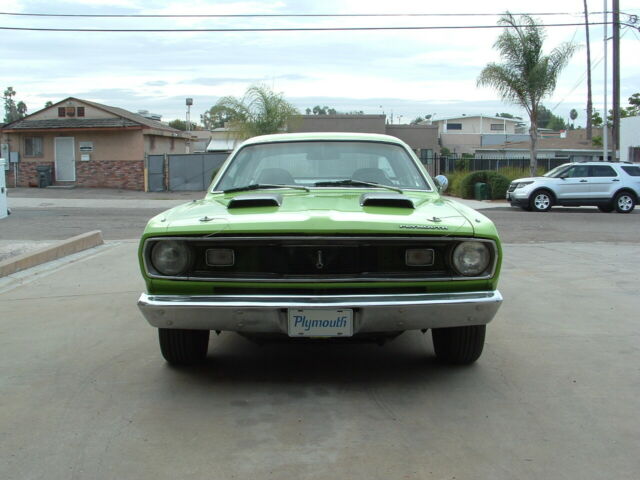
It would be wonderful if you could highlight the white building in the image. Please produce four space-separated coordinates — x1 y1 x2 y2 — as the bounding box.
620 116 640 163
430 115 524 155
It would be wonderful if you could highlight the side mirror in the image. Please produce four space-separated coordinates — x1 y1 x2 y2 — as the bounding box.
434 175 449 193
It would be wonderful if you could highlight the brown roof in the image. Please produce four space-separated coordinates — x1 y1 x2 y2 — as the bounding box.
5 118 140 130
480 128 607 151
1 97 181 133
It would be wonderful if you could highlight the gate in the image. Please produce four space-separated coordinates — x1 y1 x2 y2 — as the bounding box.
147 155 165 192
168 153 229 191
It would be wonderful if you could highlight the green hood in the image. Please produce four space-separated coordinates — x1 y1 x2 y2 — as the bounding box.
144 190 491 238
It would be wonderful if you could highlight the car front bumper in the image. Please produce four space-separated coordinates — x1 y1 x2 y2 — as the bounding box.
137 290 503 333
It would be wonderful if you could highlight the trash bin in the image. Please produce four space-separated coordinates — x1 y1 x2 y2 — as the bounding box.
474 182 489 200
36 165 52 188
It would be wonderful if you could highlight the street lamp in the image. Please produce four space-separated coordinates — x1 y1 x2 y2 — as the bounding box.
186 98 193 153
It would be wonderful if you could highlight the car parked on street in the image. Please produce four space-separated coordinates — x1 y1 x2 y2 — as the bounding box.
507 162 640 213
137 133 503 366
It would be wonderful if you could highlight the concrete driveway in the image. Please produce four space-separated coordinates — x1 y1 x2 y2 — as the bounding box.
1 240 639 480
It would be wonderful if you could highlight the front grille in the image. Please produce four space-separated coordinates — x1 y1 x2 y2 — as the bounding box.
144 235 497 282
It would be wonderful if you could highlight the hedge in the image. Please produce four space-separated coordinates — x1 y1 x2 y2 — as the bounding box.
458 170 511 200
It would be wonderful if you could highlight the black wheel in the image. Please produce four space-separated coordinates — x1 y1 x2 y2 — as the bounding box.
158 328 210 365
432 325 486 365
614 191 636 213
529 190 553 212
597 205 614 213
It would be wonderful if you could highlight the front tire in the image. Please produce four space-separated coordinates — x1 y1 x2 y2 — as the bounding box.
432 325 486 365
158 328 210 365
614 191 636 213
530 190 553 212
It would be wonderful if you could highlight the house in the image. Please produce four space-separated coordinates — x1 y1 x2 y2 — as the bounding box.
288 114 439 171
0 97 188 190
206 127 241 152
474 128 609 162
620 116 640 163
430 115 523 155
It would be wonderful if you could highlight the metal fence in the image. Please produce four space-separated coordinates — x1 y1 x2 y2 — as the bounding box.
435 155 570 175
146 152 230 192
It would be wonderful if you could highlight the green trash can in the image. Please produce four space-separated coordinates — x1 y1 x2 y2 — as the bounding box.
474 182 489 200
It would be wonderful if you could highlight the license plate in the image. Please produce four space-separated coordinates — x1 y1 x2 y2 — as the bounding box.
288 309 353 337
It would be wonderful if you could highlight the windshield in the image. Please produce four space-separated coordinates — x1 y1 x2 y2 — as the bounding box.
543 163 573 178
214 141 430 191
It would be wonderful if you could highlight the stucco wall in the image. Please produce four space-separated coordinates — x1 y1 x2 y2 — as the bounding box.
620 116 640 163
29 101 117 120
385 125 438 150
434 117 519 135
289 115 386 134
440 133 482 155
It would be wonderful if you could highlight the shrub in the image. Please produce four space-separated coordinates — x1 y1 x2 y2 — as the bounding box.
457 170 512 200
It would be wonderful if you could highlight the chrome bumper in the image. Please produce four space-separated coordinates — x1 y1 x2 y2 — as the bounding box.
138 290 503 333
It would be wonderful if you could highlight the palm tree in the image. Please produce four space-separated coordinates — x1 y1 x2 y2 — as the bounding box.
212 85 299 140
477 13 576 176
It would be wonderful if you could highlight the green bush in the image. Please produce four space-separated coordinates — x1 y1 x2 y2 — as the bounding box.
457 170 512 200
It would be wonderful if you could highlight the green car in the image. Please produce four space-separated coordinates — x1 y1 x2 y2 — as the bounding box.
138 133 502 366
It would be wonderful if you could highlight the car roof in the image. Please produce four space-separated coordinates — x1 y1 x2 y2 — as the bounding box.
240 132 408 146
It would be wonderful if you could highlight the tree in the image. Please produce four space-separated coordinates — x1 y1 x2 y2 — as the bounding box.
44 101 53 108
3 86 28 123
628 93 640 116
168 119 188 130
201 104 241 130
308 105 337 115
591 110 603 128
477 13 575 176
495 112 514 118
210 84 299 139
537 105 567 130
569 108 578 128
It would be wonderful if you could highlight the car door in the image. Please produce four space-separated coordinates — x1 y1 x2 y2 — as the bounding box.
555 164 591 201
589 164 619 199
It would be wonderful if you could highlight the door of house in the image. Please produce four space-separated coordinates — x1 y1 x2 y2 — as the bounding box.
55 137 75 181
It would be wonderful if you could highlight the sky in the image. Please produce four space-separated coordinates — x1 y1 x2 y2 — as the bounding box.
1 0 639 127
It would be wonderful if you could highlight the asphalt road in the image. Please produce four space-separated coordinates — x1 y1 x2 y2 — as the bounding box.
1 204 638 243
1 241 638 479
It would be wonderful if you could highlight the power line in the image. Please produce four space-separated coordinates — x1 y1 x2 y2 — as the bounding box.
0 11 610 19
0 21 612 33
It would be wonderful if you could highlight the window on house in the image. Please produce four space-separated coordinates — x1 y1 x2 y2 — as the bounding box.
58 107 66 117
24 137 43 157
490 123 505 131
446 123 462 130
77 107 85 117
66 107 76 117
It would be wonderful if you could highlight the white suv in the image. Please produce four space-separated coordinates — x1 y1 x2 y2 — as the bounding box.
507 162 640 213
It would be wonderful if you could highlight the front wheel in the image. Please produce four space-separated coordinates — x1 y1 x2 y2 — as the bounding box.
530 190 553 212
158 328 210 365
431 325 486 365
614 192 636 213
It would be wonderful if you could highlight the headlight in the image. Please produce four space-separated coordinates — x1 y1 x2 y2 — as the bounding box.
150 241 192 276
515 181 534 189
452 241 491 276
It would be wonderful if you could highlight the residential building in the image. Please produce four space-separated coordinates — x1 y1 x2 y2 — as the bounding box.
474 128 609 162
0 97 188 190
620 116 640 163
430 115 523 155
288 114 439 171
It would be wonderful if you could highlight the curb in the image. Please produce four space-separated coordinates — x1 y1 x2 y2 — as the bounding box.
0 230 104 277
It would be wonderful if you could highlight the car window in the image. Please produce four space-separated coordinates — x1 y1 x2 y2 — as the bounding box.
215 141 430 190
543 164 572 178
621 166 640 176
565 165 590 178
590 165 617 177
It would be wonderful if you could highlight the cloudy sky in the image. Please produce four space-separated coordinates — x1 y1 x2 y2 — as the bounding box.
2 0 639 126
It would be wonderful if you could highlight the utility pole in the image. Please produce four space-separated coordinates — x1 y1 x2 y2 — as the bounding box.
603 0 608 161
612 0 620 159
583 0 593 140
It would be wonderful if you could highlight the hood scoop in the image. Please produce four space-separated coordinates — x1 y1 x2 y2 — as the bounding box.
360 192 415 209
228 193 282 209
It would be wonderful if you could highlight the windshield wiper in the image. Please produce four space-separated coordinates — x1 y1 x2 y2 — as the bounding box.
314 179 403 193
223 183 309 194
